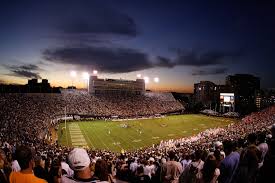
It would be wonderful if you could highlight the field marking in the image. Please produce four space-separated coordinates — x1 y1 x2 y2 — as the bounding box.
86 123 110 150
59 115 236 151
105 123 138 150
78 123 96 149
105 124 136 150
68 123 88 147
90 122 124 151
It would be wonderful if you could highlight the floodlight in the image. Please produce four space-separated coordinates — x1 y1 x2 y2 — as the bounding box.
137 74 141 78
144 76 149 83
82 72 89 80
154 77 159 83
93 70 98 75
70 71 77 77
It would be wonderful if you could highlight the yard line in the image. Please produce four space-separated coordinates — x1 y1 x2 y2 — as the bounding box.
79 123 95 149
87 123 110 150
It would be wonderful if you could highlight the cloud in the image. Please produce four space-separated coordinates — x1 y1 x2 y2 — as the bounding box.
156 56 174 68
50 1 139 41
156 50 242 69
60 12 138 37
43 46 152 73
4 64 42 79
8 64 40 71
192 67 228 76
174 50 241 67
43 46 241 73
11 70 42 79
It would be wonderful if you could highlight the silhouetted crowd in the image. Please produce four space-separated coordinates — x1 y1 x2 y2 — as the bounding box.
0 92 274 183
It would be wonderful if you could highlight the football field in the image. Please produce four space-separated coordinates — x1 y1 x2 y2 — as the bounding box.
58 114 238 152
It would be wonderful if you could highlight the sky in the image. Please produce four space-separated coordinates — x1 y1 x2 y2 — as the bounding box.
0 0 275 92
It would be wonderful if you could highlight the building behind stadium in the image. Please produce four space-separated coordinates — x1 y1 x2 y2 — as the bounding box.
89 75 145 95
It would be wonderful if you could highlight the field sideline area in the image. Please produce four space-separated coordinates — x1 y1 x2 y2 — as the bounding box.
58 114 239 152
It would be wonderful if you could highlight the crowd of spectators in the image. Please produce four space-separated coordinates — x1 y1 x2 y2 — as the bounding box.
200 110 240 118
0 92 274 183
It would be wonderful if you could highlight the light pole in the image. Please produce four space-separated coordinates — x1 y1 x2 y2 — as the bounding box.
153 77 159 91
82 72 90 92
93 70 98 75
70 71 77 88
143 76 149 90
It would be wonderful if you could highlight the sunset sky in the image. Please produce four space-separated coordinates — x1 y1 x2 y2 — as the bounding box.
0 1 275 92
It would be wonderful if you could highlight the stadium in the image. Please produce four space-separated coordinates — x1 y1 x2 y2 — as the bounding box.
1 1 275 182
1 75 275 183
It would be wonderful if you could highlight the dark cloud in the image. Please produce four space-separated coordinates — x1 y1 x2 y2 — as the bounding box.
11 70 42 79
60 12 138 37
52 1 139 40
4 64 42 79
156 50 242 69
8 64 40 71
174 50 241 67
192 67 228 76
43 46 241 73
43 46 152 73
156 56 174 68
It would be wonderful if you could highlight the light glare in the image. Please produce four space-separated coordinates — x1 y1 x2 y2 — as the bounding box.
154 77 159 83
82 72 89 80
93 70 98 75
144 76 149 83
70 71 77 77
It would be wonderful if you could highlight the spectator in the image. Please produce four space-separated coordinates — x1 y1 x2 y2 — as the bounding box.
180 154 192 171
9 146 46 183
132 166 150 183
62 148 94 183
182 149 204 183
0 149 11 183
92 159 113 182
47 158 61 183
257 132 268 168
202 154 220 183
33 156 47 181
219 140 239 183
161 151 183 183
233 135 261 183
257 140 275 183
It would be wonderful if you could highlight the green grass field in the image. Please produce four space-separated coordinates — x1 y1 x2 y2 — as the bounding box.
58 114 238 152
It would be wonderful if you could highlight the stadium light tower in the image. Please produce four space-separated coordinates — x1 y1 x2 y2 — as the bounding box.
154 77 159 83
82 72 90 92
70 71 77 87
82 72 89 80
93 70 98 75
70 71 77 77
144 76 149 84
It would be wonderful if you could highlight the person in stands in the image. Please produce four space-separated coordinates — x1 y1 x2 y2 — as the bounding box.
218 140 239 183
257 140 275 183
161 151 183 183
182 149 204 183
92 159 114 182
132 166 151 183
33 155 47 181
61 148 94 183
201 154 220 183
0 149 11 183
9 146 46 183
233 133 261 183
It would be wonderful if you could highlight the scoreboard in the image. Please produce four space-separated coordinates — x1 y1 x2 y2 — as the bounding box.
220 93 235 112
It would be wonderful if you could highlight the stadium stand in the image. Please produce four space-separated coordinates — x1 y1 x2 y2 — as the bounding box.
0 91 274 183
